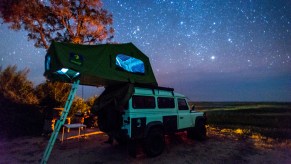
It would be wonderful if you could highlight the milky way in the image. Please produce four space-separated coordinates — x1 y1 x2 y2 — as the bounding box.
0 0 290 101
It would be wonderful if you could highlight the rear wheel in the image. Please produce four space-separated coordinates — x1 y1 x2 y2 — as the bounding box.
128 139 137 157
143 128 165 157
115 131 128 146
115 136 128 145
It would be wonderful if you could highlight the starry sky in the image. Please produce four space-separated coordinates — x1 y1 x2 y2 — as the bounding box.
0 0 291 102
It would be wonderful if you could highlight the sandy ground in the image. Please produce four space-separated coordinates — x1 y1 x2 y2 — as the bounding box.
1 126 291 164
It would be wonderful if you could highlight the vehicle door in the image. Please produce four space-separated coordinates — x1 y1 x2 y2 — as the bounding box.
177 98 193 129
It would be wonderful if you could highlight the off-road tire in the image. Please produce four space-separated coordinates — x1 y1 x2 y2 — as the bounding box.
193 119 206 141
128 139 137 157
143 128 165 157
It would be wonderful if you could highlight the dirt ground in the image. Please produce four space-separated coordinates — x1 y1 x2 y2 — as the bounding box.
1 126 291 164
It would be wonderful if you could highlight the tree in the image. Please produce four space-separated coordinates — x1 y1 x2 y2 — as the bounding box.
0 0 113 119
0 65 38 105
0 0 114 49
86 95 98 108
35 80 71 108
35 81 92 117
70 96 90 117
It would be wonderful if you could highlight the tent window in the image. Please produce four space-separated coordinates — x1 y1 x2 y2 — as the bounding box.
116 54 145 74
45 55 51 71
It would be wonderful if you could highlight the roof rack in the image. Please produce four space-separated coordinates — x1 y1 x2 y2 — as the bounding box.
134 83 174 92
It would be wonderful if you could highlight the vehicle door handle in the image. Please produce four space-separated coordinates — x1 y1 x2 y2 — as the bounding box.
180 117 184 119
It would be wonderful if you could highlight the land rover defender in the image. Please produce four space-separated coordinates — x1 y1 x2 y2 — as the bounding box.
94 85 206 157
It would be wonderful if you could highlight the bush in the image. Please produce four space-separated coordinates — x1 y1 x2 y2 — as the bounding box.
0 65 43 138
0 103 44 138
0 65 99 138
70 96 90 117
35 80 71 108
0 65 38 106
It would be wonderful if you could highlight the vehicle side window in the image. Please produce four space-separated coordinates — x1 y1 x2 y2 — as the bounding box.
178 98 189 110
132 95 155 109
158 97 175 108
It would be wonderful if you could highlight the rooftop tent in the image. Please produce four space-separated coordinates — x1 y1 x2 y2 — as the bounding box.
44 41 158 87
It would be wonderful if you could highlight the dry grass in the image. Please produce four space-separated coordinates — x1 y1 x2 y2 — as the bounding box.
192 102 291 139
207 125 291 150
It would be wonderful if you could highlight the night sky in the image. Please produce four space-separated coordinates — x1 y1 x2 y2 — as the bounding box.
1 0 291 101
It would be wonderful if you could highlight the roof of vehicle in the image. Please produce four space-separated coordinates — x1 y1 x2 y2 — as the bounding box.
91 83 188 115
134 86 186 98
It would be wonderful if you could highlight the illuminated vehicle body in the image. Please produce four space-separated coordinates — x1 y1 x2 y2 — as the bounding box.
101 85 207 157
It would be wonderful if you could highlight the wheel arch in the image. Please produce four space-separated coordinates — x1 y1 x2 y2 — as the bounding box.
144 121 164 137
195 116 206 127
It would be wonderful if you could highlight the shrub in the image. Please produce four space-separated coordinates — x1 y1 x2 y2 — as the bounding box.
0 65 38 106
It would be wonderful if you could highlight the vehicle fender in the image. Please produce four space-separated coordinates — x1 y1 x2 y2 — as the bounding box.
195 116 206 127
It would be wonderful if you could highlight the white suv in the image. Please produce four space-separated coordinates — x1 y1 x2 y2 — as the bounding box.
110 86 207 157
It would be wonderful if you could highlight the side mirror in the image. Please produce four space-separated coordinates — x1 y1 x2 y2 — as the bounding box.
190 105 195 112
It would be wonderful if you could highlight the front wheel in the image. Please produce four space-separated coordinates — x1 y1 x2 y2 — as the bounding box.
143 128 165 157
193 119 206 141
187 119 206 141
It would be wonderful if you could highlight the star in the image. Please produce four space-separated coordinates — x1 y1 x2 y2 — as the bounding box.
1 0 290 101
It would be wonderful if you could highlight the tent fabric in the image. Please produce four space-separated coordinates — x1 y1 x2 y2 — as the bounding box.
91 83 134 133
92 83 134 114
44 41 158 87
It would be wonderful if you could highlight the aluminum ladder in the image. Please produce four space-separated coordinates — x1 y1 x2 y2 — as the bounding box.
40 80 80 164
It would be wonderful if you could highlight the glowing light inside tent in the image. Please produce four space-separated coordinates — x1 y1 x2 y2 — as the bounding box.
75 72 80 76
45 56 51 70
56 68 80 79
57 68 68 74
116 54 145 73
61 68 69 73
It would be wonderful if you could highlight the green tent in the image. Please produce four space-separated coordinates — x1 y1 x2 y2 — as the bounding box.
44 41 157 87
